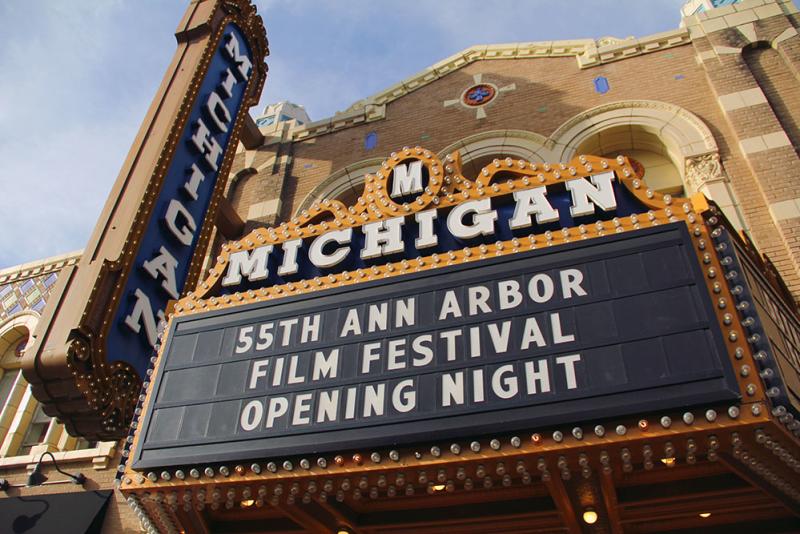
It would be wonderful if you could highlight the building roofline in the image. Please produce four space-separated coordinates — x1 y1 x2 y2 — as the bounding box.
283 28 691 143
0 250 82 284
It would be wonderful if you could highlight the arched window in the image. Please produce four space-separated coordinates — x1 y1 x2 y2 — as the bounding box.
0 368 20 415
572 124 684 196
295 158 382 215
438 130 550 179
0 314 101 457
551 100 748 231
0 313 40 457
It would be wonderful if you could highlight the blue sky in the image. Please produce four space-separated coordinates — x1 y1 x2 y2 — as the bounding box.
0 0 693 267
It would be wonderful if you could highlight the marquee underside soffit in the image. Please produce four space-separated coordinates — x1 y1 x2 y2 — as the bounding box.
125 418 800 534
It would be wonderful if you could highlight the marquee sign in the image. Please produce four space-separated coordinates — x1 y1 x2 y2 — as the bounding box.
133 223 738 469
192 151 674 299
23 0 269 439
126 146 744 470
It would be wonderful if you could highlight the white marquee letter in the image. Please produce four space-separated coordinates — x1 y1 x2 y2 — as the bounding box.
240 400 263 431
560 269 587 298
164 199 196 247
415 209 438 249
509 187 559 229
142 246 179 299
123 289 163 348
278 239 302 276
249 360 270 389
566 171 617 217
448 199 497 240
224 32 253 80
222 245 272 286
205 91 231 133
361 217 404 260
391 160 423 198
183 163 205 201
312 349 339 380
265 397 288 428
492 365 518 399
442 372 464 407
392 379 416 413
190 118 223 171
309 229 352 268
556 354 581 389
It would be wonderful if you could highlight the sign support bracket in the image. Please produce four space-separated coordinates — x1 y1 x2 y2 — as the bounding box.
543 474 582 534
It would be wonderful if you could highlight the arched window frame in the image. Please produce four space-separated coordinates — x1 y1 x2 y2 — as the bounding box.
295 158 384 216
0 314 114 462
550 100 748 232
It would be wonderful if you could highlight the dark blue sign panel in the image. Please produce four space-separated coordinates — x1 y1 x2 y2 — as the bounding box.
220 177 656 294
134 224 739 469
111 23 253 376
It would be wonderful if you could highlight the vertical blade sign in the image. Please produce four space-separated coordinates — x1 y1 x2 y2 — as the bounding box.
21 0 268 440
117 26 252 370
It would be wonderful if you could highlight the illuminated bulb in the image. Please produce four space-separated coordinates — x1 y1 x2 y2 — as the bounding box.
582 508 598 525
699 512 711 518
240 499 255 508
432 484 446 492
660 457 676 467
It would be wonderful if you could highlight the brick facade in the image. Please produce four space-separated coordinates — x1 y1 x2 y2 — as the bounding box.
0 450 138 534
225 0 800 305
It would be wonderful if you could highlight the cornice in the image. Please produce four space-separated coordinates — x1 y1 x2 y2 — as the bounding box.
0 250 82 285
280 29 691 143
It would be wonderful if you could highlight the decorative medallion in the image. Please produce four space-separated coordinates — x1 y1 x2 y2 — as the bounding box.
444 74 516 119
462 83 496 106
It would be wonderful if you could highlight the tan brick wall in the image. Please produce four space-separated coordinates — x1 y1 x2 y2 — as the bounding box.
0 447 141 533
690 12 800 298
284 46 719 216
218 5 800 304
747 46 800 149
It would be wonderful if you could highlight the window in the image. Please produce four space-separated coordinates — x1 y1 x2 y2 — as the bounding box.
604 149 684 196
18 404 50 456
14 336 28 359
573 124 684 196
75 438 98 450
256 115 275 127
0 368 20 409
295 159 383 216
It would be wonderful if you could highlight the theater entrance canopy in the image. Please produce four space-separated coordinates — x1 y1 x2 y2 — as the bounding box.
119 147 800 532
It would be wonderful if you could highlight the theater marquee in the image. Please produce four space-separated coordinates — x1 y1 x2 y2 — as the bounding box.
126 147 745 471
134 223 737 469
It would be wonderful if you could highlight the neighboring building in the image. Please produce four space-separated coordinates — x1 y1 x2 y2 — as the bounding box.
5 0 800 532
254 101 311 129
682 0 749 18
0 252 134 532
